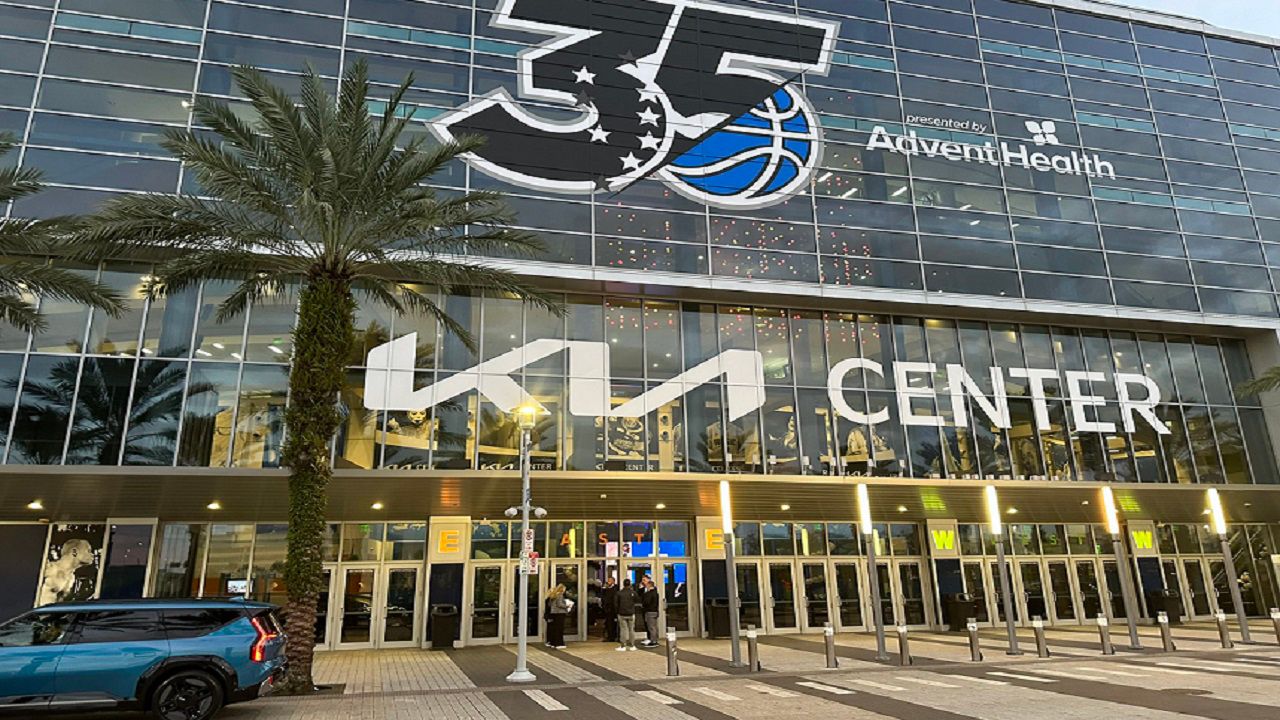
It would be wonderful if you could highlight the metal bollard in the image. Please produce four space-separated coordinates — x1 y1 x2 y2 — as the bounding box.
746 625 761 672
966 618 983 662
1032 617 1050 658
1271 608 1280 646
1097 615 1115 656
665 627 679 677
823 623 839 669
1216 611 1235 649
897 625 913 666
1157 612 1176 653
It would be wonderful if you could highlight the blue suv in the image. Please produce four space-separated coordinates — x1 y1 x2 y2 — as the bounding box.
0 598 286 719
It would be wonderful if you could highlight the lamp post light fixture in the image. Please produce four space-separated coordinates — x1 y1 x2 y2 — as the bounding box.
506 403 543 683
1101 486 1142 650
1208 488 1253 644
857 484 889 661
986 486 1021 655
720 480 745 667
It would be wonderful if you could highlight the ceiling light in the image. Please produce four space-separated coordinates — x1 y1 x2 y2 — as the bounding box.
26 500 42 510
371 502 384 510
655 503 666 510
195 349 212 357
891 186 908 197
780 504 791 511
1081 500 1090 505
1006 507 1018 515
897 505 908 513
599 493 608 499
212 342 225 350
267 345 284 354
206 501 222 510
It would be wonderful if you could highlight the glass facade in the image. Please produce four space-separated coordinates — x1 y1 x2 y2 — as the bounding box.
1 1 1279 317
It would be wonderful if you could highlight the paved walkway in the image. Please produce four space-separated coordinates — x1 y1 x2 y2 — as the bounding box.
64 620 1280 719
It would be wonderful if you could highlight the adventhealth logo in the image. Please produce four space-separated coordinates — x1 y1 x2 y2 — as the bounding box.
866 118 1116 180
364 337 1171 436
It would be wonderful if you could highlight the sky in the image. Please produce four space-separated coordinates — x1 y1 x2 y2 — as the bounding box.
1115 1 1280 40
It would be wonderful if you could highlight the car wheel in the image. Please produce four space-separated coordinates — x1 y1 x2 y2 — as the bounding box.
150 669 225 720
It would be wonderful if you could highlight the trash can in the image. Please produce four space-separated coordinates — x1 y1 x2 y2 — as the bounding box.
945 593 977 632
429 604 460 649
704 598 732 639
1146 589 1183 625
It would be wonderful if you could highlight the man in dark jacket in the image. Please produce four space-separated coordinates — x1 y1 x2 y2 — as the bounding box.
639 576 660 647
614 579 639 651
600 576 619 642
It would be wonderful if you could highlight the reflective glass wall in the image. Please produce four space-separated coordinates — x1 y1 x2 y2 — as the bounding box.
1 269 1271 484
2 1 1280 318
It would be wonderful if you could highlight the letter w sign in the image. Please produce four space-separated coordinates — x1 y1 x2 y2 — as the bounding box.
363 334 766 420
1131 530 1154 551
931 530 956 552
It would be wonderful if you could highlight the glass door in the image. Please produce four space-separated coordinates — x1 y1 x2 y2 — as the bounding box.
1046 561 1077 623
380 565 421 647
832 562 865 632
800 562 831 632
337 566 378 649
1102 560 1127 620
552 562 583 641
766 561 799 633
736 562 763 631
315 567 335 650
897 561 930 627
1182 558 1213 617
962 561 991 624
1018 561 1049 624
511 561 543 644
990 560 1018 623
1074 560 1105 621
660 561 692 635
466 564 505 645
875 562 896 626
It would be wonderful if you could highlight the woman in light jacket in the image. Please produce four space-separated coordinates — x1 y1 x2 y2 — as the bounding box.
546 584 571 649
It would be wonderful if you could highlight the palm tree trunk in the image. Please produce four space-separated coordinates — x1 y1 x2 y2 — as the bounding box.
278 275 355 694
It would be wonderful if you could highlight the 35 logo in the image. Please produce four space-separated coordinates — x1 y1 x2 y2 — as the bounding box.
432 0 839 210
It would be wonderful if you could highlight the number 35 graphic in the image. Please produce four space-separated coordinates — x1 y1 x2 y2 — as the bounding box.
432 0 838 209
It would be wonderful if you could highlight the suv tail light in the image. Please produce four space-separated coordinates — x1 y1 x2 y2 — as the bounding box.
250 616 278 663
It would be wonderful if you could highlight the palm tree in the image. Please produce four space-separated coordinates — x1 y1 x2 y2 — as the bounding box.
0 137 124 334
72 61 557 692
1237 369 1277 397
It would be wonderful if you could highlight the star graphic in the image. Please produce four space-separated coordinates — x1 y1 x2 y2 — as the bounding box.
638 132 661 150
588 125 611 143
637 88 659 104
620 152 643 171
593 175 613 192
572 66 596 84
574 89 593 108
618 50 638 64
636 107 660 126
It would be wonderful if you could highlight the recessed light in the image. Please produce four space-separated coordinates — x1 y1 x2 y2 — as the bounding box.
1202 508 1211 515
1081 500 1090 505
206 501 222 510
1006 507 1018 515
371 502 384 510
780 504 791 511
600 493 608 499
26 500 42 510
655 503 666 510
897 505 908 513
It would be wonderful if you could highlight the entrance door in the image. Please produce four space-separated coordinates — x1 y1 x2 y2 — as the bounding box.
466 564 505 645
736 563 764 631
511 563 543 644
380 565 422 648
337 566 378 649
551 562 583 642
315 567 335 650
1045 560 1078 623
1074 560 1105 621
989 560 1018 624
1182 558 1213 617
1102 560 1128 620
799 562 832 632
1018 561 1050 624
831 562 865 632
875 563 896 626
660 561 692 635
897 561 930 627
765 561 799 633
962 561 992 624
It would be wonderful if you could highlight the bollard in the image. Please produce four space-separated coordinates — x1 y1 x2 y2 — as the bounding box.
1032 617 1050 658
1216 611 1235 649
897 625 913 666
966 618 983 662
1271 608 1280 646
746 625 761 672
1157 612 1176 653
1097 615 1115 656
824 623 839 669
665 627 679 677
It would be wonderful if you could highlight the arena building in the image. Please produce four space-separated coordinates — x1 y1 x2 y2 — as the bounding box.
1 0 1280 649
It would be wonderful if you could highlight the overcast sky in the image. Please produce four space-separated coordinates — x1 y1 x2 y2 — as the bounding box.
1115 1 1280 40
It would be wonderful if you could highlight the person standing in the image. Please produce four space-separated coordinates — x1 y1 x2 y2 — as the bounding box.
615 579 639 651
546 584 571 649
639 576 660 647
601 576 619 642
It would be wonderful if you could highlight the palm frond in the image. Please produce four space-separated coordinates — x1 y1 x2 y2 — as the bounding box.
1236 366 1280 397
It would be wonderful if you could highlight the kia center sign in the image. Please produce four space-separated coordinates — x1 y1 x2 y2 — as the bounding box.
364 335 1171 436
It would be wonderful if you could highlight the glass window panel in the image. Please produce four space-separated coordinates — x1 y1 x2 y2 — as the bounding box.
471 521 508 560
827 523 860 555
762 523 794 556
64 357 134 465
550 521 585 558
336 369 380 470
7 354 74 464
589 521 620 557
890 523 922 555
340 523 386 562
202 523 253 597
250 524 287 604
230 364 287 469
658 521 690 556
150 523 206 598
192 281 246 361
177 362 240 467
793 523 826 556
733 522 761 556
386 522 426 561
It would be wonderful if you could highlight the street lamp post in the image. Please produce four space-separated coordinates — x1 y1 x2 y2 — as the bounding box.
1101 487 1142 650
1209 488 1253 644
858 484 889 661
720 480 745 667
986 486 1022 655
506 405 539 683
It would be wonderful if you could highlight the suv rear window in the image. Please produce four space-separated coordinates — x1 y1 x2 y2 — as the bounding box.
163 609 244 639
